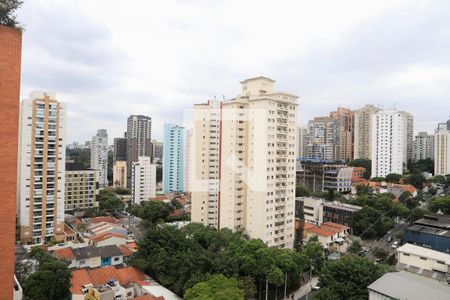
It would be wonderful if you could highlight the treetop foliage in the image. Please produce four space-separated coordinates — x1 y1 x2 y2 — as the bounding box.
0 0 23 28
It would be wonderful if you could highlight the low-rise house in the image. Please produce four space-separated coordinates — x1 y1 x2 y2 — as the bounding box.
99 245 124 267
91 232 128 247
53 245 125 269
303 222 349 253
367 271 450 300
118 243 137 263
90 221 128 237
72 246 101 269
396 243 450 282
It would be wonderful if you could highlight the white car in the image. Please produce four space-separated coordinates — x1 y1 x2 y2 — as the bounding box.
391 241 399 249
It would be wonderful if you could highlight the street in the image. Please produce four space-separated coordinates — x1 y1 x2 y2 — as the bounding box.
364 223 407 261
120 215 146 241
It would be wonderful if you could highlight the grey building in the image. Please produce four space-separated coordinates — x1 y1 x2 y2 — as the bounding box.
413 132 434 161
126 115 152 183
113 133 127 163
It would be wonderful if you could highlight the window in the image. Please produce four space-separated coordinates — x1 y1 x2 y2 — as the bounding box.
114 257 120 261
419 257 427 261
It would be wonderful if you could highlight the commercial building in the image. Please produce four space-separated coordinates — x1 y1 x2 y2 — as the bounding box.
0 24 22 299
434 121 450 176
353 105 380 160
184 128 193 192
126 115 152 183
163 123 185 193
371 110 413 177
396 243 449 283
113 160 127 189
297 124 307 158
191 77 298 248
413 132 435 161
295 197 361 228
330 107 354 161
113 134 127 163
151 139 163 162
367 271 450 300
296 159 354 193
404 214 450 253
65 163 99 210
306 116 338 160
17 91 67 244
91 129 108 187
131 156 156 204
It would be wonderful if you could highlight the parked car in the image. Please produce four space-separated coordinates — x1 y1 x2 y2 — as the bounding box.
392 241 399 249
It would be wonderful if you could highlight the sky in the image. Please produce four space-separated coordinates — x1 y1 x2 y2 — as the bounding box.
18 0 450 144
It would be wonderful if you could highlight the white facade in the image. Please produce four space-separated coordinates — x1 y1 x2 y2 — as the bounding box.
396 243 449 275
191 77 298 248
184 128 193 192
91 129 108 187
17 91 66 244
434 123 450 176
131 156 156 204
371 110 413 178
297 124 307 158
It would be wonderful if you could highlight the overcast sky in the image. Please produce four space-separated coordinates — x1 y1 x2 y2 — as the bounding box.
18 0 450 143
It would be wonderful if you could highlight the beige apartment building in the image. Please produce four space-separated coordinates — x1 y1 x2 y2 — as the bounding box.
353 104 379 160
434 122 450 176
113 161 127 189
17 91 66 244
330 107 354 161
65 164 99 210
191 77 298 248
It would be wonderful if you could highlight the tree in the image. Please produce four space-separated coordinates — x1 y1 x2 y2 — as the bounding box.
356 185 372 196
184 275 244 300
412 158 434 174
24 260 72 300
348 240 362 254
15 260 35 285
98 189 124 213
0 0 23 27
317 256 391 300
428 196 450 214
348 159 371 179
385 173 402 183
128 200 173 225
403 173 426 189
350 206 393 239
370 177 385 182
302 236 325 273
296 184 310 197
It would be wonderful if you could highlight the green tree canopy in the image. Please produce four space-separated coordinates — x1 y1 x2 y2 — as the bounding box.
184 275 244 300
98 189 125 213
412 158 434 174
128 200 173 225
317 256 391 300
402 173 426 189
296 184 311 197
385 173 402 183
24 260 72 300
0 0 23 27
428 196 450 214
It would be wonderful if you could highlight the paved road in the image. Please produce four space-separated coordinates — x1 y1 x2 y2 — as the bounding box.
364 223 407 261
120 215 146 241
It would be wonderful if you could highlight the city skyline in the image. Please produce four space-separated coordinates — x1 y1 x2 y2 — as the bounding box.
18 0 450 143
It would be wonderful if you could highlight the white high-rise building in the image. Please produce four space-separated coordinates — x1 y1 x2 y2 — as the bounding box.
91 129 108 188
413 132 435 161
297 124 307 158
371 110 413 178
354 105 380 160
191 77 298 248
184 128 193 192
434 123 450 176
17 91 66 245
131 156 156 204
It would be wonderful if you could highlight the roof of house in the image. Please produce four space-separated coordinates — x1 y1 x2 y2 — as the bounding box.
72 245 101 260
98 245 123 258
118 244 135 257
396 243 450 264
64 223 76 235
90 216 119 224
387 183 417 194
54 247 75 260
133 295 165 300
70 266 145 295
90 232 127 243
305 222 347 237
322 222 348 231
367 271 450 300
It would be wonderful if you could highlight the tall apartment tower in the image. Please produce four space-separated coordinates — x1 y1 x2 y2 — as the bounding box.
330 107 354 161
354 105 380 159
191 77 298 248
184 128 194 192
306 116 337 160
151 139 163 162
91 129 108 187
126 115 152 183
131 156 156 204
17 91 67 245
163 124 185 193
413 132 435 161
113 134 127 163
371 110 413 178
434 122 450 176
0 24 22 299
297 124 307 158
113 161 127 189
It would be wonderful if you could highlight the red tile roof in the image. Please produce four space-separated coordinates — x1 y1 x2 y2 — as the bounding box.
305 222 347 237
90 232 127 243
150 196 170 201
134 295 165 300
54 247 75 260
71 266 145 295
118 244 134 257
90 216 119 224
321 222 348 231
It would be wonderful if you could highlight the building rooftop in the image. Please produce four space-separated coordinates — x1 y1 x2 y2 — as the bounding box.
90 232 127 243
323 201 362 212
54 247 75 260
397 243 450 264
414 214 450 229
72 245 101 260
407 224 450 238
97 245 123 258
367 271 450 300
305 222 348 237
